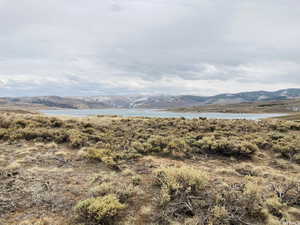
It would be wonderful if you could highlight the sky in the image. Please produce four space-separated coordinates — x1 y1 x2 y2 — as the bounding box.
0 0 300 97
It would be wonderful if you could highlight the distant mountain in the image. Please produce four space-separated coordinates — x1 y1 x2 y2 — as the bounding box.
1 88 300 109
197 88 300 105
0 96 108 109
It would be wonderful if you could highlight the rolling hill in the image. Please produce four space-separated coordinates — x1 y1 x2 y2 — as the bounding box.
1 88 300 110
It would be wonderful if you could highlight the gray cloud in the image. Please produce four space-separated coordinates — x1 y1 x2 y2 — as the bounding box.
0 0 300 97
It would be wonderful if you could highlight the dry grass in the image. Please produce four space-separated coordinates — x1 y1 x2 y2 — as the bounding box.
1 113 300 225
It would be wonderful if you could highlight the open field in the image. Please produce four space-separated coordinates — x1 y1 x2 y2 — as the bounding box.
171 99 300 114
1 112 300 225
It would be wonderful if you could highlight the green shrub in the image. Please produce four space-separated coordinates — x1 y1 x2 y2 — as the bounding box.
147 135 170 152
154 167 208 192
131 175 142 186
131 141 149 154
90 181 139 203
269 132 286 141
75 194 126 224
194 136 258 157
132 137 191 158
165 138 190 156
86 148 119 169
154 167 269 225
68 130 88 148
154 167 208 206
272 134 300 163
270 181 300 206
253 135 271 149
209 206 230 225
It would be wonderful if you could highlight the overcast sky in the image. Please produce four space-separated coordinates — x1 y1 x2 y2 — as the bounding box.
0 0 300 97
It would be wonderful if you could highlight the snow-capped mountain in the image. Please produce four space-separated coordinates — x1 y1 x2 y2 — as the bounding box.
1 88 300 109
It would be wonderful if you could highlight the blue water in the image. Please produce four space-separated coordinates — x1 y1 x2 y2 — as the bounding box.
40 108 285 120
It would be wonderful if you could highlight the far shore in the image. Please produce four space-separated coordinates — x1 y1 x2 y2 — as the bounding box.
1 106 298 120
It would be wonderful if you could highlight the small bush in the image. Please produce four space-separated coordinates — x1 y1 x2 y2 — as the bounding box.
75 194 126 224
147 135 170 152
154 167 208 192
154 167 269 225
272 135 300 163
131 141 150 154
154 167 208 207
270 181 300 206
131 175 142 186
68 130 88 148
165 138 190 157
209 206 230 224
90 181 138 203
86 148 118 169
132 136 191 158
195 136 258 157
253 135 272 149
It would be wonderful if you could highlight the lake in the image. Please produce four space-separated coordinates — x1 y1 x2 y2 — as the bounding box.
40 108 285 120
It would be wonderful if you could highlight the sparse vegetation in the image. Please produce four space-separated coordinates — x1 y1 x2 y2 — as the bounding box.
1 112 300 224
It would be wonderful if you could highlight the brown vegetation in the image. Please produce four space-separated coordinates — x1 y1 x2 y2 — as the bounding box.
1 112 300 224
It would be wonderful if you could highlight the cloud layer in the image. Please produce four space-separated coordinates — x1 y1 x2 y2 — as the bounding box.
0 0 300 96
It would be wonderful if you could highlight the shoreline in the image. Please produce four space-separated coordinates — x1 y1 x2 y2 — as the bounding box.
39 108 287 120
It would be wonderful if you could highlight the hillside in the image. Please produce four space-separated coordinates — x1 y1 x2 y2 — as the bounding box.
172 98 300 114
0 96 108 110
1 88 300 110
1 112 300 224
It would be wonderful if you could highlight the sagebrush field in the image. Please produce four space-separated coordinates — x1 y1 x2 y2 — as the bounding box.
1 112 300 225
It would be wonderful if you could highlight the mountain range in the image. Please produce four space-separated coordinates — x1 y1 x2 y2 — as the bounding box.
1 88 300 109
